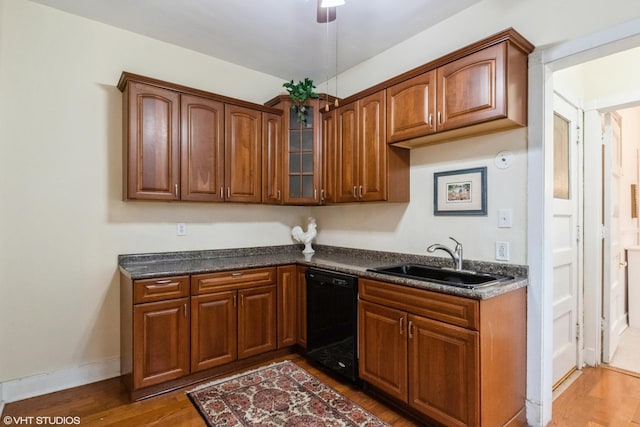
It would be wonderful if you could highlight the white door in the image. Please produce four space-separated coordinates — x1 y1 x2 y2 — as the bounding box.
602 112 625 363
552 93 582 387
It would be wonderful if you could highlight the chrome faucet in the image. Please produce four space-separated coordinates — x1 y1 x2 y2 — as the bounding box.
427 237 463 271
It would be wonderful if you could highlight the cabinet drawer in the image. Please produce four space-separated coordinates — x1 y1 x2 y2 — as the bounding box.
192 267 276 295
133 275 190 304
359 279 479 330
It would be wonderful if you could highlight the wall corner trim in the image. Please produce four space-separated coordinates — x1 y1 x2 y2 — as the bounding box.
1 357 120 404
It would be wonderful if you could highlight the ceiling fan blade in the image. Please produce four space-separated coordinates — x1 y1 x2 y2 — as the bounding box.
317 0 336 23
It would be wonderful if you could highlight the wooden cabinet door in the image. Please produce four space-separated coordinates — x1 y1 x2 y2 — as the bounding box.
237 285 276 359
191 291 237 372
133 298 189 389
408 314 479 427
224 105 262 203
358 91 387 202
262 112 283 204
180 94 224 202
125 82 180 200
335 102 359 202
321 110 336 204
296 266 307 348
437 43 506 132
277 265 297 348
387 70 437 142
358 300 408 402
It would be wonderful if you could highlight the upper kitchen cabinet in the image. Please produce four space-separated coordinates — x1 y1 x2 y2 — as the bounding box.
122 81 181 201
335 91 410 203
262 112 283 205
180 94 225 202
386 70 437 143
119 72 281 203
383 28 533 148
264 96 324 205
225 105 263 203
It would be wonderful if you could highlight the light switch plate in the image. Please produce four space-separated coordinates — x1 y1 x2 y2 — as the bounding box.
498 209 513 228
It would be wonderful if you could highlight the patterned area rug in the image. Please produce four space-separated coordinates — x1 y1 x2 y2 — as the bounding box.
187 360 390 426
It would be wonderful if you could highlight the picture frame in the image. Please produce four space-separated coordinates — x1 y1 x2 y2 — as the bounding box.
434 167 487 216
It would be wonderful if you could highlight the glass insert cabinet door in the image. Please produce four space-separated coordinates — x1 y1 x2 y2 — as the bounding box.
285 103 321 204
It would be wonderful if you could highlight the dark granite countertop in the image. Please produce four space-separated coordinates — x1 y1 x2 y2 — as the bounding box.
119 244 528 300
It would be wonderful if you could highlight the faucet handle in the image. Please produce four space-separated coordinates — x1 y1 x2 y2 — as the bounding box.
449 236 461 247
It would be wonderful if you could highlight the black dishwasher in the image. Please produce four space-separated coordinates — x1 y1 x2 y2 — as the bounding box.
306 268 358 383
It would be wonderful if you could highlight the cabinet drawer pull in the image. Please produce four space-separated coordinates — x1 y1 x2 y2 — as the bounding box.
231 272 244 277
399 317 404 335
154 279 173 285
408 320 414 339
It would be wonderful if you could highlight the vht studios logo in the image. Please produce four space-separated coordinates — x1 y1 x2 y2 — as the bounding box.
3 416 81 425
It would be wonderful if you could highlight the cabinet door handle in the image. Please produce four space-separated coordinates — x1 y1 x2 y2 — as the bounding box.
320 189 325 201
428 113 433 128
220 187 224 198
353 186 357 199
399 317 404 335
240 294 244 307
233 295 237 307
227 187 231 199
314 188 317 200
174 184 179 198
359 185 363 199
437 111 442 126
183 303 187 318
408 320 414 339
277 190 281 201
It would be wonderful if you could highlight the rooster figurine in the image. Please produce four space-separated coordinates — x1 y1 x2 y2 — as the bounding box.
291 217 317 254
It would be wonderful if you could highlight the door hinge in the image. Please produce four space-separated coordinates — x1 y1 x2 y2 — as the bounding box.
601 318 608 331
576 124 581 144
576 225 581 243
600 225 607 240
576 323 581 341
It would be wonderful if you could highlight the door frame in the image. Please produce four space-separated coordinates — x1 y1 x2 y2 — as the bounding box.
526 17 640 427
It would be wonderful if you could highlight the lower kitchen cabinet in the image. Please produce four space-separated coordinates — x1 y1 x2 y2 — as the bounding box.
191 290 237 372
296 265 307 348
359 301 408 401
237 285 277 358
359 278 525 427
277 265 297 348
132 297 190 390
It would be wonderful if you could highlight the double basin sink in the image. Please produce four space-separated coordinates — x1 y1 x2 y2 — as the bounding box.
368 263 513 289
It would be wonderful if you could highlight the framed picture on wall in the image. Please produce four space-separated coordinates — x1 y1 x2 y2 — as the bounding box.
434 167 487 216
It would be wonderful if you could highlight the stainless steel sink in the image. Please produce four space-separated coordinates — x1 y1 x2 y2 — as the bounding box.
368 264 513 289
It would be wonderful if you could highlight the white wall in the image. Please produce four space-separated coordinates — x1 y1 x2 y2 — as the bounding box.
0 0 309 388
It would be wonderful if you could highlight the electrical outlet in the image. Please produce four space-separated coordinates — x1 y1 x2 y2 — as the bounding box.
496 241 510 261
176 223 187 236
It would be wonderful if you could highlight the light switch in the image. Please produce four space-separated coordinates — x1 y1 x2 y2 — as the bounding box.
498 209 513 228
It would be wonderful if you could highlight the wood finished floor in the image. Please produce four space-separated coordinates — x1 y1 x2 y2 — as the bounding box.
1 354 419 427
4 360 640 426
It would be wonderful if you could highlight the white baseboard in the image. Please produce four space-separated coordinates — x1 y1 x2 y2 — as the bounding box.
1 357 120 404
